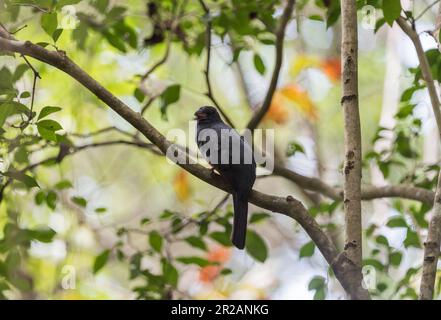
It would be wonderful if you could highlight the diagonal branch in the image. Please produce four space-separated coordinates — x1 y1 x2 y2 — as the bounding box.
246 0 296 130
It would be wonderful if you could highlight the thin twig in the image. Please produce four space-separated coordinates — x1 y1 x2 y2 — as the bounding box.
246 0 296 130
165 193 230 236
198 0 235 128
415 0 441 21
12 3 49 13
141 94 160 115
70 126 134 139
141 38 172 81
11 25 28 34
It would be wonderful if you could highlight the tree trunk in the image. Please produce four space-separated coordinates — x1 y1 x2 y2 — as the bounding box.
340 0 367 299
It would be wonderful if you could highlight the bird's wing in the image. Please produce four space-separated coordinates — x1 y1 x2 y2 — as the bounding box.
213 123 254 167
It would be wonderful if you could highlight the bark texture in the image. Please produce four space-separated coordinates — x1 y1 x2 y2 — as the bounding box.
340 0 367 299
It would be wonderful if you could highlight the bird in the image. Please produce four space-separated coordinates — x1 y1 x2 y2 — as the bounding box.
194 106 256 249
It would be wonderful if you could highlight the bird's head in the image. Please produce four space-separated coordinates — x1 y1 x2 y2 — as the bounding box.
194 106 222 123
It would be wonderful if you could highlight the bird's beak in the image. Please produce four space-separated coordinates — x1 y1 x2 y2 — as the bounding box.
194 111 207 120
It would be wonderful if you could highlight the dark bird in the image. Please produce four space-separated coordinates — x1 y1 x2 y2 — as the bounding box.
194 106 256 249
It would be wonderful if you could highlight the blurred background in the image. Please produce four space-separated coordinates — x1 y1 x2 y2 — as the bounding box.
0 0 440 299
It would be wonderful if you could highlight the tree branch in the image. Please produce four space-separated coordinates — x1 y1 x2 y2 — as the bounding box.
198 0 235 128
246 0 296 130
397 17 441 137
398 14 441 300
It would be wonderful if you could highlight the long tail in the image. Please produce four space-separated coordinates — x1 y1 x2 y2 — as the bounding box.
231 192 248 249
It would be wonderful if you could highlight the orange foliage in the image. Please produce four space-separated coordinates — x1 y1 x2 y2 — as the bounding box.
320 57 341 82
207 246 231 263
199 265 222 283
173 170 190 202
264 92 289 124
199 246 231 284
279 84 318 121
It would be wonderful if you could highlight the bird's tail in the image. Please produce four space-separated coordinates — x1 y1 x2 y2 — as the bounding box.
231 192 248 250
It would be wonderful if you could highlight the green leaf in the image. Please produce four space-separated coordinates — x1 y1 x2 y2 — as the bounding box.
299 241 315 258
326 2 341 28
395 132 416 158
160 84 180 119
377 282 388 292
46 190 57 210
12 64 30 82
38 106 62 120
134 88 145 102
103 30 126 52
401 86 421 102
386 216 407 228
26 227 56 243
176 256 210 267
14 146 29 164
37 119 63 131
160 210 175 219
363 258 384 271
184 236 207 251
71 196 87 207
249 212 271 224
253 53 266 75
52 28 63 42
286 141 305 157
95 207 107 214
2 171 39 188
92 0 109 11
37 119 63 141
35 190 46 205
0 67 12 90
20 91 30 98
113 21 137 49
313 288 326 300
395 104 415 119
404 228 421 248
161 259 178 287
209 231 232 247
374 18 386 33
309 15 323 22
221 268 232 275
56 0 82 8
93 249 110 274
308 275 325 291
36 42 50 48
105 6 127 22
149 231 163 253
41 12 58 37
55 179 73 190
375 235 389 247
382 0 401 26
0 101 29 127
246 230 268 262
389 251 402 267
